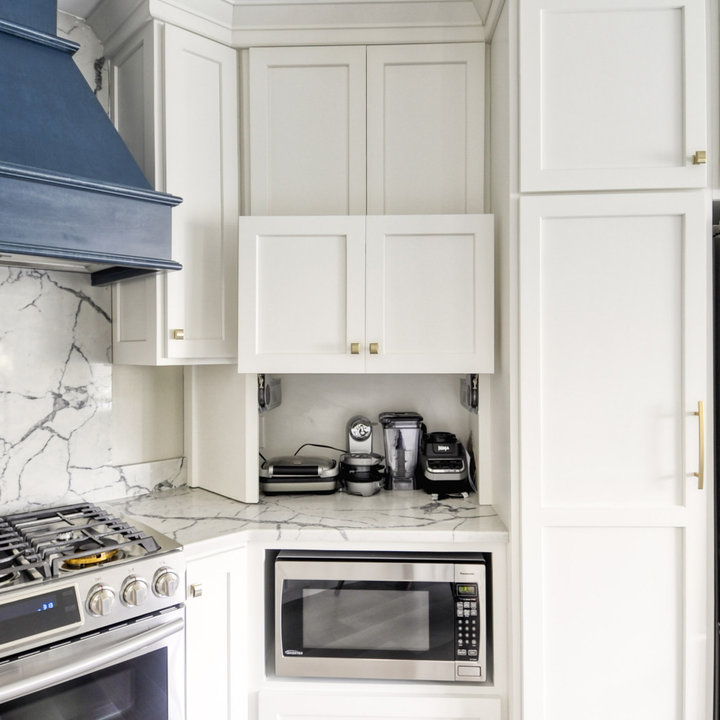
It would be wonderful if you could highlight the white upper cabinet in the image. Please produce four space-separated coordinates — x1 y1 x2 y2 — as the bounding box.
248 43 485 216
111 23 239 364
366 43 484 214
238 214 494 373
519 0 707 192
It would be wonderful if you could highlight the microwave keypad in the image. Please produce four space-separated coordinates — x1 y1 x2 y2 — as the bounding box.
455 586 479 660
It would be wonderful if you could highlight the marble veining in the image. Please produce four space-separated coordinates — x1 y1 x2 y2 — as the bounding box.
0 268 185 512
110 486 508 547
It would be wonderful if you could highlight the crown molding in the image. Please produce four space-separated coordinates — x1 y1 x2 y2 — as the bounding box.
90 0 496 48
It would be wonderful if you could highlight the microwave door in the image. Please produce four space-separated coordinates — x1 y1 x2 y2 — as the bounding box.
281 579 455 661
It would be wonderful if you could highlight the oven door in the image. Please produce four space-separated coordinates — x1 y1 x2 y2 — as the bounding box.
275 559 458 682
0 606 184 720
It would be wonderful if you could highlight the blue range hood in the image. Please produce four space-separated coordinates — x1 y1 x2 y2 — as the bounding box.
0 0 182 285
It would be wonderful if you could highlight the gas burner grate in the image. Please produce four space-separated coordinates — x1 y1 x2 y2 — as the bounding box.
1 503 160 582
0 518 51 583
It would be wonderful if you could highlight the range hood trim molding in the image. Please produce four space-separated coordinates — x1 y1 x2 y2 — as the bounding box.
0 161 182 206
0 17 78 53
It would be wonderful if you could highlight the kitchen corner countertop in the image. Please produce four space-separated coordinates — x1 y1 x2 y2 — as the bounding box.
108 486 508 549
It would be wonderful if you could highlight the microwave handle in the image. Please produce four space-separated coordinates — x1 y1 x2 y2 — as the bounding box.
0 617 183 705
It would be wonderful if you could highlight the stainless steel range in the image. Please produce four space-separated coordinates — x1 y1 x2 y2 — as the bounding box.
0 502 186 719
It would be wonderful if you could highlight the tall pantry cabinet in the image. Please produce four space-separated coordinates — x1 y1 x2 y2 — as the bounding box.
508 1 712 719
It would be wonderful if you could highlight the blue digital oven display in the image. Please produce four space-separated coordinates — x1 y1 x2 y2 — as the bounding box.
0 586 81 648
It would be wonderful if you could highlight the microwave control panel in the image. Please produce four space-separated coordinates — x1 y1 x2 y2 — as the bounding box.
454 583 480 663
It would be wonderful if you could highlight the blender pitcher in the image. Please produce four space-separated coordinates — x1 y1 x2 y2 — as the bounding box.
379 412 424 490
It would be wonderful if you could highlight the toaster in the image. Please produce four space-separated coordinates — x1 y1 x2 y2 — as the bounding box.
260 455 339 494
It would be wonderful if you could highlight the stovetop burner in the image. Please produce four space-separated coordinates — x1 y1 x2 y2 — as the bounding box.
0 502 161 589
0 502 184 662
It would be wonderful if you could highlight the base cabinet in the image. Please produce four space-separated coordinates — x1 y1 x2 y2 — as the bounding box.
185 544 247 720
258 690 501 720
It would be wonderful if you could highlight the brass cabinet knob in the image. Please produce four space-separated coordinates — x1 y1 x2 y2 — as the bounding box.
369 342 379 355
172 329 185 340
350 342 360 355
692 150 707 165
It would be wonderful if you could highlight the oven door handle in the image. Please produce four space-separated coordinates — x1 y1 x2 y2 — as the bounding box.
0 617 184 705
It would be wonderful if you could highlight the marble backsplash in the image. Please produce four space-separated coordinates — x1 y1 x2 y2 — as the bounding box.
0 268 185 513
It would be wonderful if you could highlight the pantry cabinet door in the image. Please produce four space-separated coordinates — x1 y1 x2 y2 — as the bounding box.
519 0 707 191
366 43 485 214
248 46 366 215
519 192 709 720
365 215 494 373
238 216 366 373
163 26 239 361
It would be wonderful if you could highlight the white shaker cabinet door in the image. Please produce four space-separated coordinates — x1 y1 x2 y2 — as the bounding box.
365 214 494 373
111 23 239 364
186 545 247 720
519 0 707 192
366 43 485 214
248 46 366 216
238 216 366 373
519 192 709 720
163 26 239 361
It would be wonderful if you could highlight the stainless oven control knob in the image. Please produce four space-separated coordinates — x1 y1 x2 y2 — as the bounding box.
87 584 116 616
153 568 180 598
121 577 149 607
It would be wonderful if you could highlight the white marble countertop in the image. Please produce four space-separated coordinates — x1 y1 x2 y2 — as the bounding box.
108 486 508 549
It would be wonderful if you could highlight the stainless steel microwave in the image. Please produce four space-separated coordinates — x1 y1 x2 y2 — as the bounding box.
274 550 490 683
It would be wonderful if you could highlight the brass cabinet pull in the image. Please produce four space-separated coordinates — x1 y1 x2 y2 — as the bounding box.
692 150 707 165
172 329 185 340
369 342 379 355
692 400 705 490
350 342 360 355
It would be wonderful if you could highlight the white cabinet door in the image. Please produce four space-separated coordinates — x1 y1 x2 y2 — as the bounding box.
111 23 239 364
518 192 709 720
519 0 707 192
365 214 494 373
366 43 485 214
238 215 494 374
248 43 485 217
259 691 501 720
163 26 239 361
248 46 367 216
238 216 367 373
186 545 246 720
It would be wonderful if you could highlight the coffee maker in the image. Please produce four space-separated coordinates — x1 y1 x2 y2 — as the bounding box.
378 412 424 490
339 415 384 496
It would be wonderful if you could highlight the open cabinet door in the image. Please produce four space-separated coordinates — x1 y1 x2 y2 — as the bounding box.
185 366 259 503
